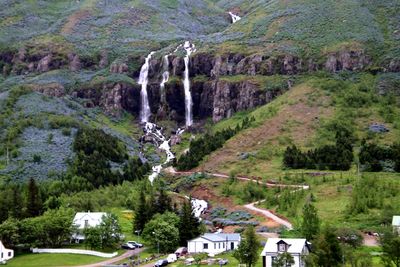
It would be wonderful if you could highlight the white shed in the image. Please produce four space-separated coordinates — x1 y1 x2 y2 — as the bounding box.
188 233 241 255
0 241 13 263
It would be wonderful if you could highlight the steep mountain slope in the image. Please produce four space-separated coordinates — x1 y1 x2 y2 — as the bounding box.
0 0 399 182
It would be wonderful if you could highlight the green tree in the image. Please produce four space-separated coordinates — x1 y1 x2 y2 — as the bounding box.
41 208 75 247
84 227 102 250
10 184 24 219
336 227 363 248
0 218 20 247
272 252 295 267
133 189 149 233
179 198 201 246
380 229 400 267
142 212 180 254
26 178 43 217
233 226 261 267
301 202 320 241
99 213 122 249
312 226 342 267
154 189 172 214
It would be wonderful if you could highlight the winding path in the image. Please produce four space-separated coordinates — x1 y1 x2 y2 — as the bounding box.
166 168 308 230
244 200 293 230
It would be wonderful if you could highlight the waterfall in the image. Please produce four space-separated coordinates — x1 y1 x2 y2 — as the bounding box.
228 12 241 23
143 122 176 183
183 41 195 127
138 51 155 123
160 55 170 104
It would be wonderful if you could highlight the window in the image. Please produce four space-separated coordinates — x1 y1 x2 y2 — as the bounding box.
223 243 225 248
8 252 11 257
84 219 89 228
272 256 277 263
214 243 216 249
203 243 208 249
278 243 286 252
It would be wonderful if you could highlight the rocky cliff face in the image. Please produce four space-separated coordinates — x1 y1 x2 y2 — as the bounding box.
2 44 397 124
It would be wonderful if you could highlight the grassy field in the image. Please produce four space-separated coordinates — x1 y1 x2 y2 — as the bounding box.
7 253 103 267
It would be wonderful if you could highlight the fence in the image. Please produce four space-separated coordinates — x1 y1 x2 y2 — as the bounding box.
31 248 118 258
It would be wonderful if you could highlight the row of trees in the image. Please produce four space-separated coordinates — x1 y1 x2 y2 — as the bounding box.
359 140 400 172
0 208 75 248
133 187 202 253
0 207 122 250
283 127 354 171
175 116 255 171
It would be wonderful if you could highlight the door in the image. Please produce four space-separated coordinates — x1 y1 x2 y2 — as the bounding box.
230 242 234 250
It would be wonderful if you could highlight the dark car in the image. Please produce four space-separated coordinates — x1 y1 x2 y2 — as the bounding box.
154 259 168 267
121 243 136 250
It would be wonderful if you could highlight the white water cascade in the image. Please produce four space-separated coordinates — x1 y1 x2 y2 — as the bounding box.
183 41 196 127
159 55 170 104
190 198 208 219
143 122 176 183
138 51 155 123
228 12 241 23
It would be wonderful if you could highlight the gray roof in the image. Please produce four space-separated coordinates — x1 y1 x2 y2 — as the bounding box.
196 233 241 242
393 216 400 226
261 238 309 255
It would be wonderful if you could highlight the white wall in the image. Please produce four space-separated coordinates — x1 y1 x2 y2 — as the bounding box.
188 238 240 255
31 248 117 258
265 254 301 267
0 242 14 262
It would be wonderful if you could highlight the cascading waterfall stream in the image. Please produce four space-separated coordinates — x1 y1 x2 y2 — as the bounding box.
138 46 206 219
159 55 170 104
183 41 196 127
228 12 241 23
143 122 177 184
138 51 155 123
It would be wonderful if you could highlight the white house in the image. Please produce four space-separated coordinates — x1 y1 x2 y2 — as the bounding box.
0 241 13 263
393 216 400 235
188 233 241 255
71 212 107 242
261 238 311 267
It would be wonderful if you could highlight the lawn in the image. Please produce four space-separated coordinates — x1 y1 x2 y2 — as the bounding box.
7 253 104 267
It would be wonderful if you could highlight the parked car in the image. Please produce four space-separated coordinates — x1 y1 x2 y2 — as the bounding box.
127 241 143 248
167 254 177 263
218 259 229 265
121 243 136 250
175 247 188 257
154 259 168 267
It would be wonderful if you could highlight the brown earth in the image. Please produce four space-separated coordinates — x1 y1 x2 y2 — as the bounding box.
61 10 91 35
188 178 281 229
198 84 333 175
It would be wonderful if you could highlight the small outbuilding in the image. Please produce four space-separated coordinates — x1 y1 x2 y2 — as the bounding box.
187 233 241 255
261 238 311 267
0 241 14 263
